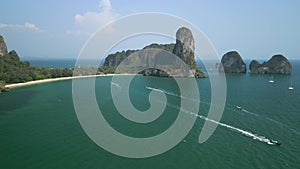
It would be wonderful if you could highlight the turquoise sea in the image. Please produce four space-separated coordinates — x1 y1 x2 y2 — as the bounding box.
0 60 299 169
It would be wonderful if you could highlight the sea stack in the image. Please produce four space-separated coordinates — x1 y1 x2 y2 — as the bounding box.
0 35 8 56
249 55 292 74
219 51 247 73
173 27 197 72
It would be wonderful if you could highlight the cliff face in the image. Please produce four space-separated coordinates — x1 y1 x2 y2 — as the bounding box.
0 35 8 56
220 51 247 73
103 44 175 67
103 27 205 78
103 50 137 67
250 55 292 74
173 27 197 71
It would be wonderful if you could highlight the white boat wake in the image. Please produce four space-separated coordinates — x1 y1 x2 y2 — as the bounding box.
238 108 300 136
179 106 274 145
147 86 281 145
111 82 120 88
146 86 299 137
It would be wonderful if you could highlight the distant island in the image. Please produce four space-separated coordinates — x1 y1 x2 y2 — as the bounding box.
219 51 247 73
219 50 292 74
250 55 292 74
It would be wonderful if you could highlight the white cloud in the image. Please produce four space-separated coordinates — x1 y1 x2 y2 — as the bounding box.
0 22 43 32
100 0 112 11
67 0 119 36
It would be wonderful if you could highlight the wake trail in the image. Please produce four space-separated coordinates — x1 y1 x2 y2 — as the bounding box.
147 86 281 144
165 103 276 144
146 86 300 136
146 86 210 105
170 104 273 144
111 82 120 88
239 108 300 136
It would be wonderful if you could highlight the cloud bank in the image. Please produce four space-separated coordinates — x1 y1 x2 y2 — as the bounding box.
0 22 43 32
67 0 119 36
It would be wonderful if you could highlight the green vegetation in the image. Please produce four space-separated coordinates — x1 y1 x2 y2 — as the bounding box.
0 35 204 92
98 66 117 74
103 50 138 67
220 51 247 73
0 51 73 85
101 43 205 78
195 68 205 78
0 81 5 89
103 43 175 67
249 55 292 74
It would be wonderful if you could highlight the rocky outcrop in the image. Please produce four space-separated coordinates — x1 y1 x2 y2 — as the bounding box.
0 35 8 56
250 55 292 74
219 51 247 73
102 27 205 78
103 44 175 67
8 50 20 60
142 27 204 77
142 68 170 77
103 50 136 67
173 27 197 71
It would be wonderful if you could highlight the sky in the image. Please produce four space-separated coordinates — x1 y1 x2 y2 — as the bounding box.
0 0 299 60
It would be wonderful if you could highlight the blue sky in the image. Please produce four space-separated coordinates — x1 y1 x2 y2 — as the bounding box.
0 0 299 60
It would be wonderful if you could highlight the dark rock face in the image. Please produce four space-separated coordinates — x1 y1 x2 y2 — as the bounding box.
250 55 292 74
142 68 170 77
173 27 197 71
0 35 19 59
102 27 205 78
103 50 138 67
0 35 8 56
8 50 20 60
220 51 247 73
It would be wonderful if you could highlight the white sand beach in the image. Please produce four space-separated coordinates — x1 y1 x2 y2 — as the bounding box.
5 74 135 89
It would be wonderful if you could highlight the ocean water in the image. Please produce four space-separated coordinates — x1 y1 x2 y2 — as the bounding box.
23 58 103 68
24 58 76 68
0 60 299 169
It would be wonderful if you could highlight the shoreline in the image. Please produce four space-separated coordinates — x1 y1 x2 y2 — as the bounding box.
5 74 136 89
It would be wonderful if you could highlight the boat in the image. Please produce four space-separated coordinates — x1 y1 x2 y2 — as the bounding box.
267 139 281 145
288 81 294 90
146 86 163 93
236 105 242 111
111 82 120 88
268 75 275 83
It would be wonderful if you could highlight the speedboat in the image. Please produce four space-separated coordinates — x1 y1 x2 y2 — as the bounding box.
288 81 294 90
267 139 281 145
146 86 163 93
236 105 242 111
268 76 275 83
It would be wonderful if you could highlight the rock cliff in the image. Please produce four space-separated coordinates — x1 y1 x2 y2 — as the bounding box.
249 55 292 74
173 27 197 71
103 27 205 78
219 51 247 73
0 35 8 56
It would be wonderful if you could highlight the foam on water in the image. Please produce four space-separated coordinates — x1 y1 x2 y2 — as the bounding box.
183 108 272 144
147 86 300 136
111 82 120 88
238 107 300 136
147 86 278 145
